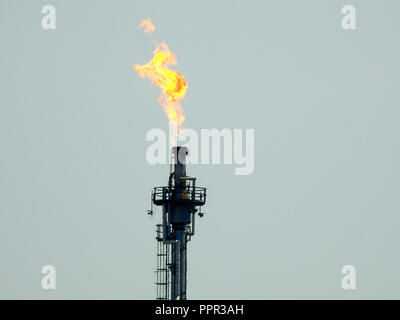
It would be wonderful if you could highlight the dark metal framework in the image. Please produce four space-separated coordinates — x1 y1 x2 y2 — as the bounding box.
150 146 207 300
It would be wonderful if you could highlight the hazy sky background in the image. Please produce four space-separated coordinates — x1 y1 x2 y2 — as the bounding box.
1 0 399 299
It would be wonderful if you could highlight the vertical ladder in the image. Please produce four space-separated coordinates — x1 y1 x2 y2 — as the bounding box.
155 224 169 300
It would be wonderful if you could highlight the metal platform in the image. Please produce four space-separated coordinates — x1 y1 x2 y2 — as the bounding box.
152 186 207 207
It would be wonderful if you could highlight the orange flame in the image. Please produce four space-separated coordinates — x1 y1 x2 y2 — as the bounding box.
133 43 187 130
138 18 156 33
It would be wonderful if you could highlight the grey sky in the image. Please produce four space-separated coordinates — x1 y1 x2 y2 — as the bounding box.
0 0 399 299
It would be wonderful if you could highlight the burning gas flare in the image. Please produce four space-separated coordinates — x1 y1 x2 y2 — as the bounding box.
133 42 187 133
138 18 156 33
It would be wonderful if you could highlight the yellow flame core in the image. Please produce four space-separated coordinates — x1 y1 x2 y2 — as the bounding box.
134 43 187 128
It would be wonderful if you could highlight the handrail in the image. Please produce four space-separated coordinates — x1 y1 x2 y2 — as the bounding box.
152 186 206 203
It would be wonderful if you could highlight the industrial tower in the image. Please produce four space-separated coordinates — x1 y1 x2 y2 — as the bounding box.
149 146 207 300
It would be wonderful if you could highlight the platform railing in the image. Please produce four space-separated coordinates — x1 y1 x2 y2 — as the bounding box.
152 186 207 204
